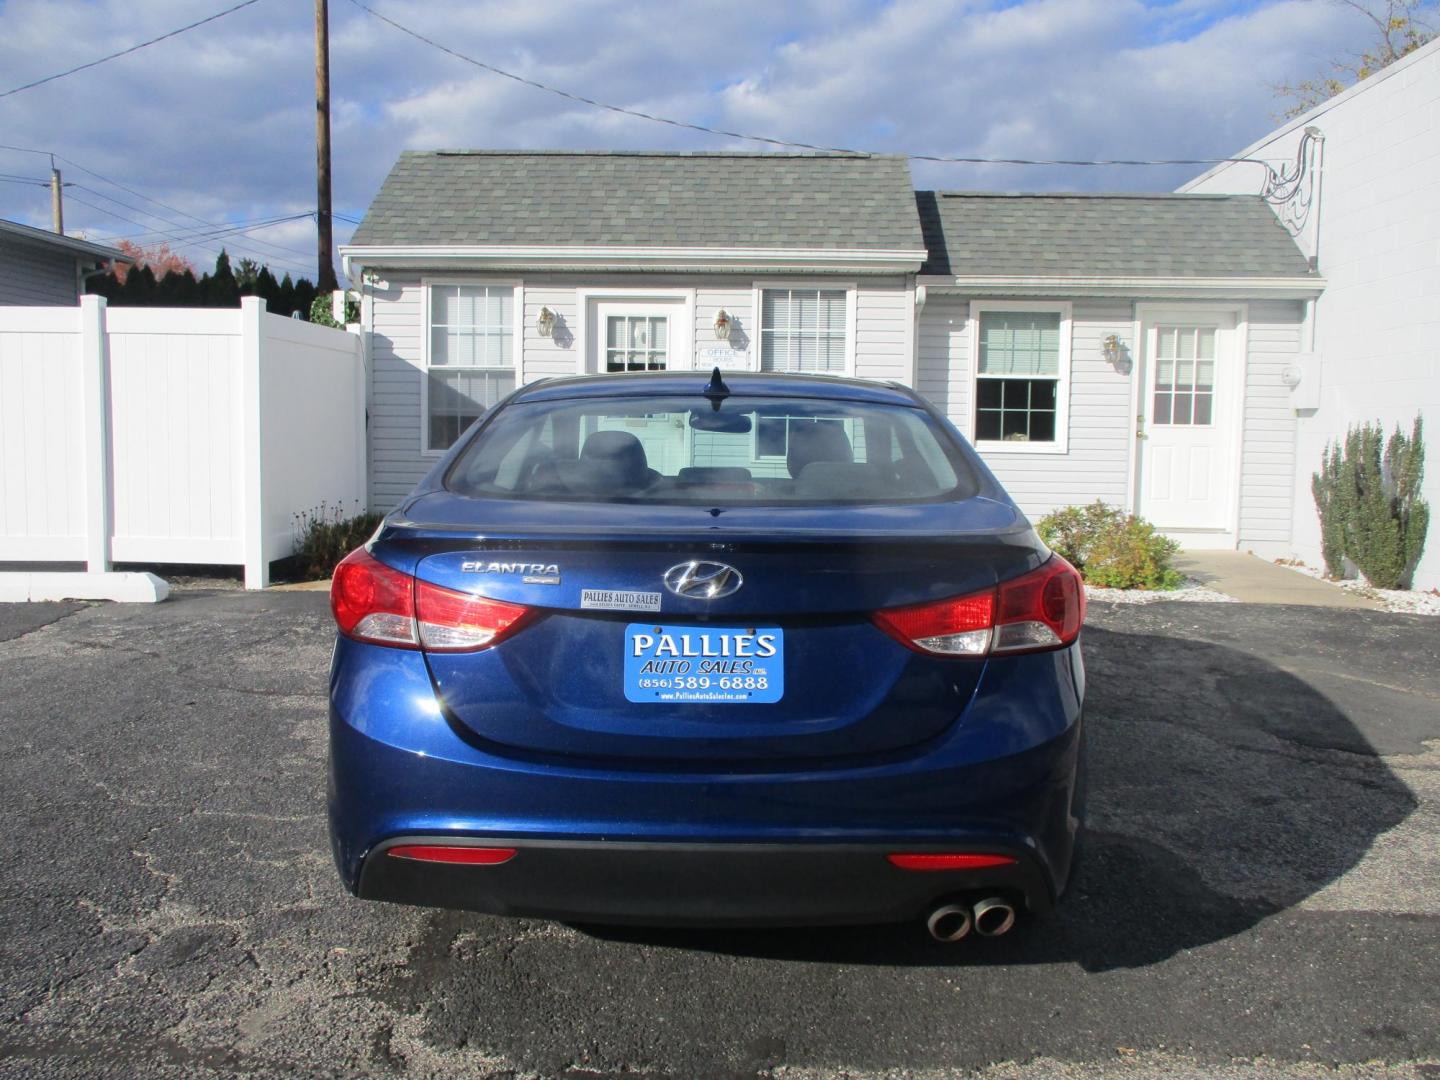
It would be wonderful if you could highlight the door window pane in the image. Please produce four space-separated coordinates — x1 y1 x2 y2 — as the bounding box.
606 315 669 372
1152 324 1218 427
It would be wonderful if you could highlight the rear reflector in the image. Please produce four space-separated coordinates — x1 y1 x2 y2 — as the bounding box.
886 853 1018 871
872 555 1085 658
330 547 534 652
386 845 517 865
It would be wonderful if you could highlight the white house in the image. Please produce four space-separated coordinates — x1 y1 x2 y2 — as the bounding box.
341 149 1324 560
1181 36 1440 590
0 218 127 306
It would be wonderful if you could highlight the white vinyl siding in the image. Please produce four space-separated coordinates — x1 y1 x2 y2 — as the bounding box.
0 235 80 306
917 297 1132 519
367 273 915 510
760 287 846 373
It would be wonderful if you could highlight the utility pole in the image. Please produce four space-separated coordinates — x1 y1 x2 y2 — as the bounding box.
315 0 338 292
50 164 64 234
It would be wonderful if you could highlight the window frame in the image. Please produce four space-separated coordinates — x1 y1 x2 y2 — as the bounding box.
967 299 1073 455
420 277 523 456
751 281 858 377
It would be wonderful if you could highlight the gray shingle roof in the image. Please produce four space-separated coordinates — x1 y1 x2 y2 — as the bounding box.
916 191 1314 278
350 151 925 251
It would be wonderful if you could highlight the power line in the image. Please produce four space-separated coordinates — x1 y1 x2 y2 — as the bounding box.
1 141 319 267
346 0 1262 170
0 0 266 100
67 183 316 261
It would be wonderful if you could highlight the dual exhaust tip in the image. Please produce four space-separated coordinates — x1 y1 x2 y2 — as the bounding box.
925 896 1016 942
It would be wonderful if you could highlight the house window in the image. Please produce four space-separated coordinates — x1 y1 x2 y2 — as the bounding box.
427 284 515 451
755 415 851 459
759 288 847 373
974 308 1067 446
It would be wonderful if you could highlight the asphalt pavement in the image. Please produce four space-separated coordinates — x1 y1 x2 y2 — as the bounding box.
0 591 1436 1078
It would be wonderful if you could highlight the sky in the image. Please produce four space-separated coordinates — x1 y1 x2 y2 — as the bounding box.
0 0 1386 284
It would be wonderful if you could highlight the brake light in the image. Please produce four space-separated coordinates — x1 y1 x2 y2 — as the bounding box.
330 548 534 652
872 555 1085 657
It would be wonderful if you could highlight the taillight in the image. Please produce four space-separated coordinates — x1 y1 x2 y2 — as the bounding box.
414 579 534 652
330 548 534 652
872 555 1085 658
331 548 418 648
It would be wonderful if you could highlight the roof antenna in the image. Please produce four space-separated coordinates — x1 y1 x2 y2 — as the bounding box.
702 366 730 412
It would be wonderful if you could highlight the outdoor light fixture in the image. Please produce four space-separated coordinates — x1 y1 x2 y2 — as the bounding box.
1101 333 1130 373
713 309 732 341
537 306 556 338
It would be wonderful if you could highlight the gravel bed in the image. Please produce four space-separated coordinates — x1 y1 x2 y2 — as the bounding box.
1084 577 1238 605
1273 560 1440 616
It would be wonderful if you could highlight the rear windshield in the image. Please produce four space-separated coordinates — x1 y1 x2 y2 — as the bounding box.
445 394 978 505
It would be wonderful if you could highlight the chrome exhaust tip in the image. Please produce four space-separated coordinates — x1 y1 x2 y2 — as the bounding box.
971 896 1016 937
925 903 973 942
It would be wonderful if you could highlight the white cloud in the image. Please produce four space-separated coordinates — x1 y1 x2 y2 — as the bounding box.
0 0 1384 278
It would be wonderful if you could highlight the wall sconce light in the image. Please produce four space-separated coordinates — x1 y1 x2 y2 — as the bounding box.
1101 334 1122 365
713 309 732 342
537 306 556 338
1101 333 1131 373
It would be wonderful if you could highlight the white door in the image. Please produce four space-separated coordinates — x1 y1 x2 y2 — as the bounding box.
588 302 688 472
1137 313 1237 532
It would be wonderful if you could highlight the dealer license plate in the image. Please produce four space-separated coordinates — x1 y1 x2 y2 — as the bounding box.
624 624 783 704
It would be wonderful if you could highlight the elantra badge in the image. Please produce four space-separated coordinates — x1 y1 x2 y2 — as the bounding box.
460 560 560 585
663 561 743 600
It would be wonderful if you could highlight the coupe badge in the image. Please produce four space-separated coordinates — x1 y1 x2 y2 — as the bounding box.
662 561 743 600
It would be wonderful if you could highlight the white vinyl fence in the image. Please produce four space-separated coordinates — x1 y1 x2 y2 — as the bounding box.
0 296 365 590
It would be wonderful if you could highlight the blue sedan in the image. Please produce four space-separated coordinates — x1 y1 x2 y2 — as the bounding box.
327 370 1086 942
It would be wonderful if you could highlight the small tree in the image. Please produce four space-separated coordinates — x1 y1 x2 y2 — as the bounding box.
1274 0 1436 118
1312 416 1429 588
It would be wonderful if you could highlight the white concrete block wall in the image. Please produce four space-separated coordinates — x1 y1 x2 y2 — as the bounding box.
1182 39 1440 587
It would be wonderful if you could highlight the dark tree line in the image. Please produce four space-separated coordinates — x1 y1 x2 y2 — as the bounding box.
86 250 320 319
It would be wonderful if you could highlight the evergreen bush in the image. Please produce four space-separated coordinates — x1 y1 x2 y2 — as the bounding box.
1036 501 1184 590
1312 416 1429 589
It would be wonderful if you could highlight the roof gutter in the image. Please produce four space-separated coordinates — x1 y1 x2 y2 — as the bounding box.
341 244 928 278
916 274 1325 300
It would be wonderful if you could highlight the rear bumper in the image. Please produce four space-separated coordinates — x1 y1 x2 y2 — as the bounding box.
327 637 1085 925
359 837 1054 927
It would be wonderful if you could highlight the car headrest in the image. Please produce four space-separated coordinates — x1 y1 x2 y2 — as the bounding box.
577 429 653 490
786 422 853 478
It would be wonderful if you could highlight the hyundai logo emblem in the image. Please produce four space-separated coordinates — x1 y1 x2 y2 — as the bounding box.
662 560 743 600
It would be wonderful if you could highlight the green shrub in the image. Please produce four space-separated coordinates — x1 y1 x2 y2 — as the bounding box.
1037 500 1184 591
308 292 360 328
1312 416 1429 589
293 503 384 580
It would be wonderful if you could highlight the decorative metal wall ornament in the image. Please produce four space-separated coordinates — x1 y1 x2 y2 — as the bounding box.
1258 126 1323 237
